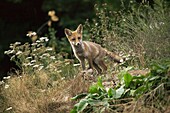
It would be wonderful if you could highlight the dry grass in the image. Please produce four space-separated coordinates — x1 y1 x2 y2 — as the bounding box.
123 97 170 113
1 69 169 113
1 71 91 113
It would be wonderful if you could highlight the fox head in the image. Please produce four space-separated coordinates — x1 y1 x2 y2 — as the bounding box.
64 24 83 46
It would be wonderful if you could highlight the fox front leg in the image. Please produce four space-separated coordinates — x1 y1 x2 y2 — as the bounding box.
79 58 88 76
79 58 85 70
87 58 94 70
87 58 96 74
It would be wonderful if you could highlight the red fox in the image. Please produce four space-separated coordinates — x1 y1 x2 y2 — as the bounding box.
64 24 123 74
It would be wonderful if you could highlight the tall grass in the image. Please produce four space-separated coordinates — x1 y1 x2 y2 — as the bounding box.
85 0 170 67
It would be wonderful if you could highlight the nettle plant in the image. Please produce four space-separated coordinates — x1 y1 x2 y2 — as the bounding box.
4 37 70 75
71 62 170 113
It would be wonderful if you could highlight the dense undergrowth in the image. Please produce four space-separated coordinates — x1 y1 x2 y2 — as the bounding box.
71 62 170 113
0 0 170 113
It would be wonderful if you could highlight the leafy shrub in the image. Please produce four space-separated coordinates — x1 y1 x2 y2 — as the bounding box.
71 61 170 112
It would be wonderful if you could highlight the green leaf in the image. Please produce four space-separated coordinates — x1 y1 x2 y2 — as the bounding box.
93 93 106 100
89 77 105 94
89 84 99 94
117 67 133 79
70 107 77 113
107 88 116 98
115 85 125 99
148 76 160 81
75 99 88 112
108 88 113 97
97 77 104 89
124 89 131 95
87 98 98 106
132 75 145 80
71 93 87 100
130 90 136 96
134 86 146 97
118 70 127 81
124 73 133 87
88 98 109 107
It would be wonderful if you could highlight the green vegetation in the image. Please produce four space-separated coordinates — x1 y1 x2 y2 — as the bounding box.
85 0 170 67
0 0 170 113
71 63 170 112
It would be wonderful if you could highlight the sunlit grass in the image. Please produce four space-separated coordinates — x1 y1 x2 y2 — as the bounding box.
0 71 91 113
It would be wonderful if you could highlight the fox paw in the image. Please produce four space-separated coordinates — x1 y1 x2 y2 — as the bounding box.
81 69 93 74
87 68 93 73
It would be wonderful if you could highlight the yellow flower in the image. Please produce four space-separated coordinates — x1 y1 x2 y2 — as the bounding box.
48 10 59 22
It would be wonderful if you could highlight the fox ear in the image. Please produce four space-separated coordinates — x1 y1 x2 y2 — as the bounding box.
76 24 83 34
64 28 72 37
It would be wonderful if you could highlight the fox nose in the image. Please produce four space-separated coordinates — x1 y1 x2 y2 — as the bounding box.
77 42 80 45
76 42 80 46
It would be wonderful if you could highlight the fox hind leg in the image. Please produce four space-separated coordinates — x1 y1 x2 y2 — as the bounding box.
87 57 102 75
93 61 102 74
94 54 107 74
98 60 107 73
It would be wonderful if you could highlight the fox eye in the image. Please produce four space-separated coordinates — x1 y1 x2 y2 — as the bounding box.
72 38 75 41
78 37 81 40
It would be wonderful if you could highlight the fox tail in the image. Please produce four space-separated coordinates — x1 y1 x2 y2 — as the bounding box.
104 48 124 63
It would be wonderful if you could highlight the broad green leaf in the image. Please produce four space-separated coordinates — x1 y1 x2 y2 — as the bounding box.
124 73 133 87
88 93 99 98
71 93 87 100
89 77 105 94
89 84 99 94
107 88 116 98
88 99 107 106
107 88 113 97
86 93 100 101
97 77 104 89
134 86 146 97
94 93 107 100
132 75 145 80
115 85 125 99
75 99 88 112
117 67 133 81
87 98 100 106
70 107 77 113
88 99 109 107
